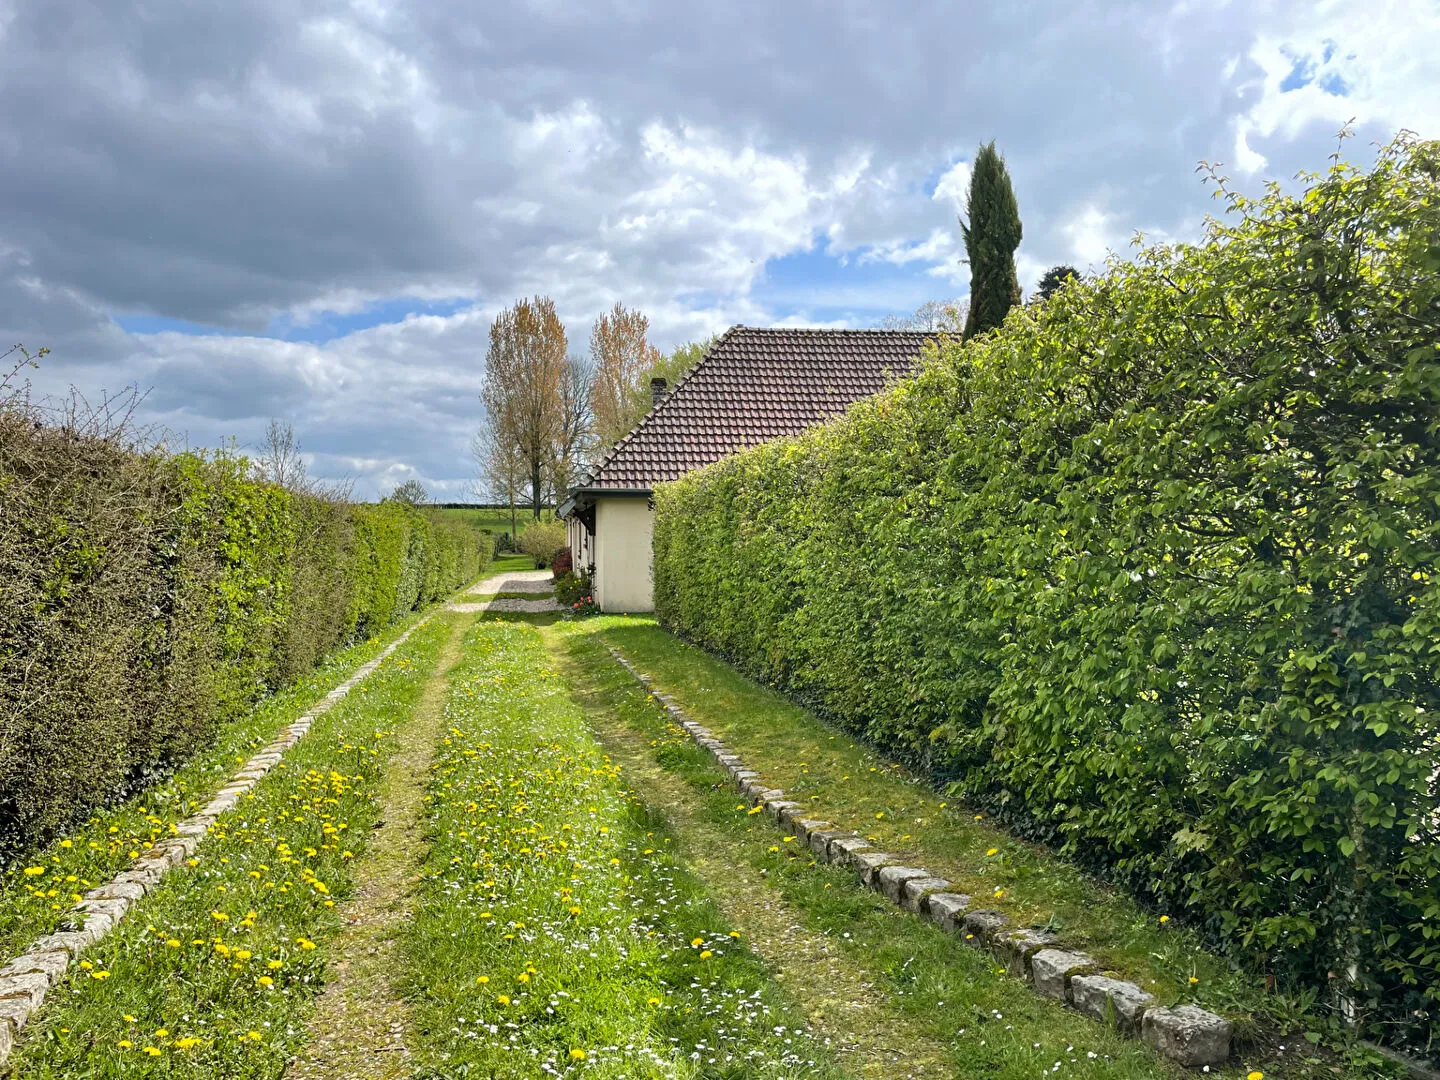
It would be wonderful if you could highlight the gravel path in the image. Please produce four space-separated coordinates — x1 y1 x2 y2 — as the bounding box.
447 597 561 613
464 568 555 595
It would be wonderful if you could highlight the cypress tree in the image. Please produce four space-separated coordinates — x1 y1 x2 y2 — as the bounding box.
961 141 1023 338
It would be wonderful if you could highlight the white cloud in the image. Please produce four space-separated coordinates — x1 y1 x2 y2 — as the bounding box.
3 0 1435 499
1233 0 1440 172
932 159 972 208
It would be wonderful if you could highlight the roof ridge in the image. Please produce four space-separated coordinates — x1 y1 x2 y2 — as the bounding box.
567 324 933 496
578 326 736 486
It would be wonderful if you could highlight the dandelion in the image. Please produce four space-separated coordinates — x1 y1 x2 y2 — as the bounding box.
1247 1073 1263 1080
117 1040 133 1049
496 994 510 1005
165 938 181 948
570 1048 587 1060
1159 915 1170 924
142 1046 161 1056
476 975 489 984
258 976 274 987
700 950 712 959
1188 976 1199 985
986 847 999 857
22 867 44 877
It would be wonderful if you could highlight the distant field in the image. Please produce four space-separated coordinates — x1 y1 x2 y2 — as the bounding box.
435 506 555 539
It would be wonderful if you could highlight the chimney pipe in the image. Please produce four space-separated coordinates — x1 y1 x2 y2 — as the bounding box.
651 377 668 407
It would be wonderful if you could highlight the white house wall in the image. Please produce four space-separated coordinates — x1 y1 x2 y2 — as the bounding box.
594 497 654 613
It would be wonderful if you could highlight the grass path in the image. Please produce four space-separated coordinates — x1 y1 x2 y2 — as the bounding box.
543 624 955 1080
284 613 473 1080
552 621 1187 1080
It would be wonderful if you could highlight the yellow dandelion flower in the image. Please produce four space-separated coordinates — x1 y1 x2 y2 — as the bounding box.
142 1046 161 1056
118 1039 133 1048
1159 915 1170 924
1188 976 1199 985
496 994 510 1005
257 976 274 987
570 1049 586 1060
986 847 999 856
700 950 713 959
476 975 489 984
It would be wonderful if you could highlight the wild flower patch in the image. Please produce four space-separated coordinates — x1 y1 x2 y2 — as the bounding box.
399 619 845 1078
5 618 450 1079
0 618 415 961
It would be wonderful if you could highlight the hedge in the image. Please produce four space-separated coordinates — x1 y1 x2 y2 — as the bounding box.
0 417 491 861
654 135 1440 1052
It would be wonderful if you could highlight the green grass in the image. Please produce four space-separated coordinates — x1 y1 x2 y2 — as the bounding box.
578 616 1400 1080
436 507 554 540
0 610 431 963
5 618 453 1078
559 621 1186 1080
397 619 847 1079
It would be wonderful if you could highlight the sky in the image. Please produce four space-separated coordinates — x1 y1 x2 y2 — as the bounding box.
1 0 1436 500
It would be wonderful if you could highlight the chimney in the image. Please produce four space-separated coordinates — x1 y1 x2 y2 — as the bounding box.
651 377 668 407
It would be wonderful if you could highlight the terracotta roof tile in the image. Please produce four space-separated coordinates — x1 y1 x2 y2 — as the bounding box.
580 326 934 490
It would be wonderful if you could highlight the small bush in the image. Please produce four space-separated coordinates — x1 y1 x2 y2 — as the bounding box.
654 135 1440 1054
553 570 590 607
552 545 573 577
518 519 565 568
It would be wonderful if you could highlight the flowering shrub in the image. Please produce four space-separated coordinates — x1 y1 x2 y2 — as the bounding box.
564 594 600 619
554 571 591 607
398 621 839 1077
654 135 1440 1053
5 619 448 1078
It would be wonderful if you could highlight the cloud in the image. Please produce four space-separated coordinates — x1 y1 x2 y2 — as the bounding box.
0 0 1434 498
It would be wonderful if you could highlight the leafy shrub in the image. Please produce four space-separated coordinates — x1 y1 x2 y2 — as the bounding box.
554 570 590 607
552 545 573 577
654 135 1440 1054
0 404 492 861
518 519 565 568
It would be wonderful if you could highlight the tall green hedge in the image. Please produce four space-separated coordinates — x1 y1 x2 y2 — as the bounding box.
0 425 491 860
655 136 1440 1051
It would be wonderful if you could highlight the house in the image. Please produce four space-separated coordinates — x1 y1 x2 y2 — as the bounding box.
559 325 935 612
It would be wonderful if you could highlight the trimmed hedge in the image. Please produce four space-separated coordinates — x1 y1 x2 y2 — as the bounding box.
0 421 491 860
655 136 1440 1051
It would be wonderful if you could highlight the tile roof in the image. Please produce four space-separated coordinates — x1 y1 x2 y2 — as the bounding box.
578 326 935 491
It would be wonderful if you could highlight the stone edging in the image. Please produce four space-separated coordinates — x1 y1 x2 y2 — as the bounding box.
606 645 1235 1071
0 617 432 1065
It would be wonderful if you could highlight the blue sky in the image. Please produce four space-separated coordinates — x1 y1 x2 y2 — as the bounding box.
2 0 1435 498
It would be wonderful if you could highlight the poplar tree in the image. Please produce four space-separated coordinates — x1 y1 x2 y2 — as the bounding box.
961 141 1023 338
481 296 568 520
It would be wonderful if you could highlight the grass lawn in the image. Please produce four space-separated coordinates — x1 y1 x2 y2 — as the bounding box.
5 617 453 1078
436 507 555 541
0 609 433 964
577 615 1400 1080
555 619 1177 1080
398 618 847 1079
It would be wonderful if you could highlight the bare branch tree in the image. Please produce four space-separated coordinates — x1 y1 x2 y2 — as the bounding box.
480 296 567 520
589 302 661 448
